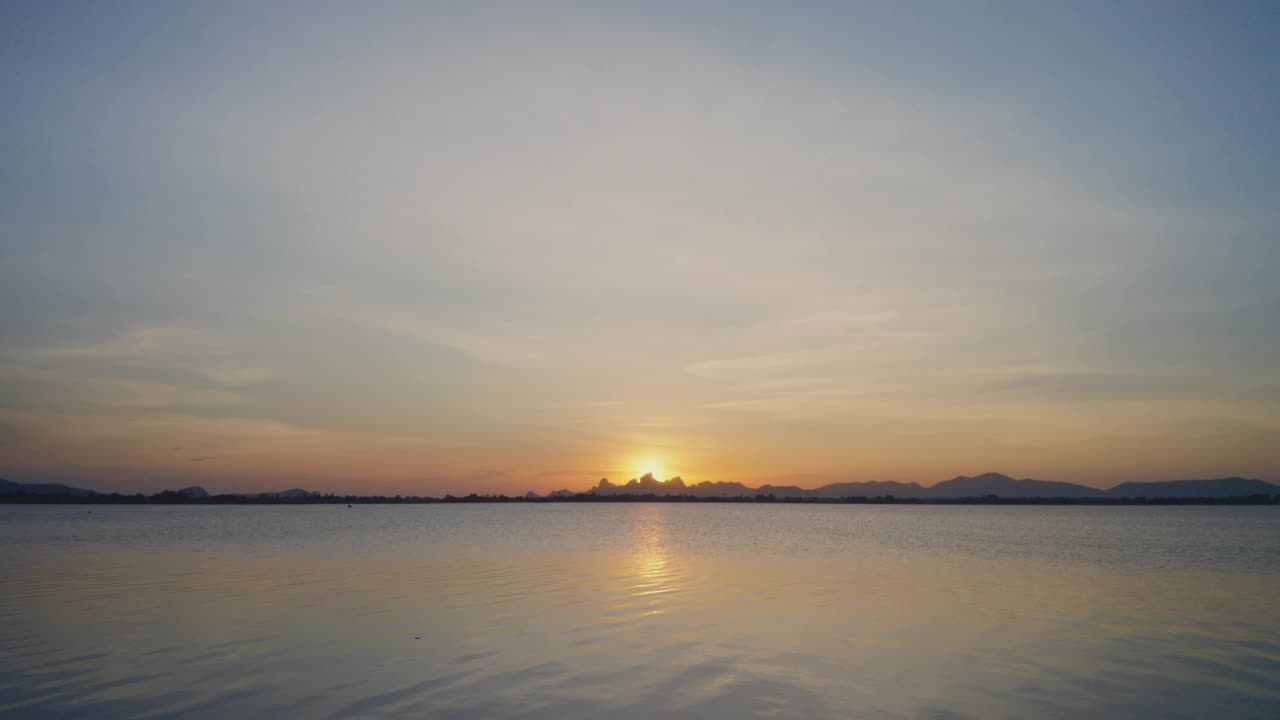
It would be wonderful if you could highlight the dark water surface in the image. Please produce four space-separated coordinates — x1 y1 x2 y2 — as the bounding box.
2 504 1278 719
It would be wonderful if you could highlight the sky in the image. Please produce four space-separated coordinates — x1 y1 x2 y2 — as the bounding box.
2 1 1278 495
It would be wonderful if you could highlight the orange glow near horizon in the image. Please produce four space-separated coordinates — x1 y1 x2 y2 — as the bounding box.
632 457 669 482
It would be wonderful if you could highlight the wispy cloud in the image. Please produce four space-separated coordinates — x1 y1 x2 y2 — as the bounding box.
26 326 234 362
1 3 1277 492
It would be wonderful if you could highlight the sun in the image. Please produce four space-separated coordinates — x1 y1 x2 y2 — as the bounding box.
633 457 666 481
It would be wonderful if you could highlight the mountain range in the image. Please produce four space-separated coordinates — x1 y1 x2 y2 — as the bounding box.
0 478 100 497
585 472 1280 499
3 473 1277 500
0 479 313 499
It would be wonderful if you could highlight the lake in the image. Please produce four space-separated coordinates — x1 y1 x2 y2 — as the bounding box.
2 504 1278 719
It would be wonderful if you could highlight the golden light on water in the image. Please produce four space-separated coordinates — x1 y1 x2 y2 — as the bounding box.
628 505 677 617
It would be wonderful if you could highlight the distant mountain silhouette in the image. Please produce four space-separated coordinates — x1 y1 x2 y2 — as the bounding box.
0 478 99 496
240 488 314 499
806 480 928 499
3 473 1276 503
530 488 586 499
0 478 321 499
1104 477 1278 498
165 486 314 499
582 472 1278 499
595 474 755 497
925 473 1104 499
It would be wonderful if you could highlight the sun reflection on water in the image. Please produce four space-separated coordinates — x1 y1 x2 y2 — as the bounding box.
628 505 679 614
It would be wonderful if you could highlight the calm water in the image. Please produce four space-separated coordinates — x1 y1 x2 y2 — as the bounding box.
2 504 1278 719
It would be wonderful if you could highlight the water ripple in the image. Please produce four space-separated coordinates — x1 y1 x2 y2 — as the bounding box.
2 504 1278 718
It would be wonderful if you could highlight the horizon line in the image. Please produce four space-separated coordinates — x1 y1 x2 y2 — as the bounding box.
4 470 1275 499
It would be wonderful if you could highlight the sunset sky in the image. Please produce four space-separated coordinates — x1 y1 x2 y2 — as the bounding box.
3 2 1278 495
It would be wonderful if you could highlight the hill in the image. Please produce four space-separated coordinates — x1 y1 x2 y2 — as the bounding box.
1104 477 1279 498
924 473 1104 499
0 478 99 497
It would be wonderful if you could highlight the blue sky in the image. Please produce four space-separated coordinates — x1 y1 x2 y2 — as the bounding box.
2 2 1278 494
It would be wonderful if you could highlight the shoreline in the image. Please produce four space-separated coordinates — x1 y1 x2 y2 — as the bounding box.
4 494 1278 506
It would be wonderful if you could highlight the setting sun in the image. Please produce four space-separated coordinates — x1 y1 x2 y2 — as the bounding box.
632 458 667 481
